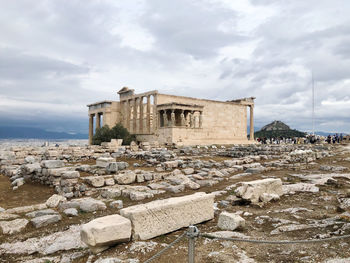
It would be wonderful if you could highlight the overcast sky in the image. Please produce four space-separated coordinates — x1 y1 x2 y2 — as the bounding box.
0 0 349 134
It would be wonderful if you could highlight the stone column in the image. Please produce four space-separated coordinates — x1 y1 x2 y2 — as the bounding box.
96 113 101 130
89 114 94 145
153 94 158 132
133 98 137 133
250 105 254 141
171 110 175 126
163 110 168 127
199 111 203 128
125 100 130 131
180 110 185 126
146 95 151 133
139 96 144 133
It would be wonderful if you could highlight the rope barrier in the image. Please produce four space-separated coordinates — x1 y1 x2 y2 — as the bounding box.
143 231 187 263
200 232 350 244
143 227 350 262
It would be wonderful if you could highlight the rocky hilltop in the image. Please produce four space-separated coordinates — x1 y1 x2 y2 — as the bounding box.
255 120 306 138
261 120 290 131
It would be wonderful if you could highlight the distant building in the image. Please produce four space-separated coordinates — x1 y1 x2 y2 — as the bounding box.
87 87 255 146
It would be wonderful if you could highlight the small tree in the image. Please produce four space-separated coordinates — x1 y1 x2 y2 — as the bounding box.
92 125 112 145
111 123 136 145
92 123 136 145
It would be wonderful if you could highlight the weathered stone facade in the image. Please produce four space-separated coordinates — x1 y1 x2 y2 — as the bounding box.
87 87 255 145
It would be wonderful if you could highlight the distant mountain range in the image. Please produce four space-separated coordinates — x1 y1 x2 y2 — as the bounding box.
0 126 88 139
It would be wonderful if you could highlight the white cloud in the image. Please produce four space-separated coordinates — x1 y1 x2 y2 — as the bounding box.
0 0 349 133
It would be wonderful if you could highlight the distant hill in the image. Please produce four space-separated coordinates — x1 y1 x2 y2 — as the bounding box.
254 120 306 138
0 126 88 139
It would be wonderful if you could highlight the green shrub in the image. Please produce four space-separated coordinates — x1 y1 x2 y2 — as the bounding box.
92 123 135 145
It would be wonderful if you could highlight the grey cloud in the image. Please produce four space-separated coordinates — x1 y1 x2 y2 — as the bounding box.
141 0 248 58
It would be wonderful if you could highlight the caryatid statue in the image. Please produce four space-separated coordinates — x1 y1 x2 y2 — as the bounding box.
180 110 185 126
171 110 175 126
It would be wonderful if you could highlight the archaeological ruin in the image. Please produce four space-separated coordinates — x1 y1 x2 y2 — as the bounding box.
87 87 255 145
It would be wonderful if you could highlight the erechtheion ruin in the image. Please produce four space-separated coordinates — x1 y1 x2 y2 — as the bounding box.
87 87 255 145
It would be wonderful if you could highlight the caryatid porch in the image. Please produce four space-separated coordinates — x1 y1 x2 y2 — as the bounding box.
157 103 204 129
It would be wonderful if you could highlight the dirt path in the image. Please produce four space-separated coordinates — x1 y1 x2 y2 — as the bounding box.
0 174 54 209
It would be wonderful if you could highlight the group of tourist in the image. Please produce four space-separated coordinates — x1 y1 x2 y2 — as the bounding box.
326 133 344 144
257 133 346 145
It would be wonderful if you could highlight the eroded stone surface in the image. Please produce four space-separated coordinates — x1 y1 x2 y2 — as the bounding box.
120 192 214 240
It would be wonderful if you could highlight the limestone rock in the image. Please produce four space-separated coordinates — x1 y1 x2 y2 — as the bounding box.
26 209 58 218
84 176 105 187
282 183 319 195
114 171 136 184
31 214 62 228
24 163 41 173
46 194 67 208
96 157 115 168
61 171 80 179
64 208 78 217
79 198 107 212
81 214 131 253
41 160 64 169
6 203 47 214
110 200 123 209
235 178 283 203
0 225 86 255
129 191 153 201
183 168 194 175
0 218 29 234
217 212 245 231
0 213 19 220
120 192 214 240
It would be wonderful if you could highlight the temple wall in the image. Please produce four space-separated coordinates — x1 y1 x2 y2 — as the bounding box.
155 94 249 145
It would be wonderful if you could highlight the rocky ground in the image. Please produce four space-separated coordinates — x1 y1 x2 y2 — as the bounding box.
1 142 350 263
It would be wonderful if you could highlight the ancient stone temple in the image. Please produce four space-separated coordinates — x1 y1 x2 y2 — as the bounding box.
87 87 255 145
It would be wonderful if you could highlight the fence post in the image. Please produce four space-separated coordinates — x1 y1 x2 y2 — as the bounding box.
187 225 199 263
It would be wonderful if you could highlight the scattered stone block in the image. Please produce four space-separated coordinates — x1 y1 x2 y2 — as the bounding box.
41 160 64 169
114 171 136 184
217 212 245 231
26 209 58 218
96 157 115 168
46 194 67 208
84 176 105 187
61 171 80 179
0 219 28 234
235 178 283 203
105 177 115 186
79 198 107 212
129 191 154 201
81 214 131 253
31 214 62 228
120 192 214 240
110 200 123 209
64 208 78 217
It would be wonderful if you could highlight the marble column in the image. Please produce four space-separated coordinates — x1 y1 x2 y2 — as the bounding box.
139 96 144 133
199 111 203 128
96 113 101 131
250 105 254 141
133 98 137 133
153 94 158 132
125 100 130 131
89 114 94 145
146 95 151 133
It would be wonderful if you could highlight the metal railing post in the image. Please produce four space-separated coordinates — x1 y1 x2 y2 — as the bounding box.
187 225 199 263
